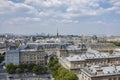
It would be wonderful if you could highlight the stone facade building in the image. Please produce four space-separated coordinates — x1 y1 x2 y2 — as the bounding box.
5 44 19 65
59 49 120 73
81 65 120 80
20 49 47 65
5 42 72 65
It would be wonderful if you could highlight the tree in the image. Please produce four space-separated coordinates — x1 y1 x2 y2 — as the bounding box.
111 41 120 46
55 67 69 80
15 43 20 47
28 63 36 72
32 65 39 73
42 66 48 73
64 72 78 80
17 64 25 73
48 57 78 80
54 63 61 70
18 64 28 69
6 63 16 74
16 68 21 74
48 59 58 68
50 57 54 61
24 68 29 73
0 54 4 63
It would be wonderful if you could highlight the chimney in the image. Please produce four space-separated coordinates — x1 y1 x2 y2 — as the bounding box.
96 68 103 75
112 65 117 73
94 65 103 75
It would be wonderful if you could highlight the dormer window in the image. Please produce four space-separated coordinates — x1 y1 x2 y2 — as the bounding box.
9 45 17 50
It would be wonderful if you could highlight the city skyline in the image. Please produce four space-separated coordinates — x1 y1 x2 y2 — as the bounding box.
0 0 120 35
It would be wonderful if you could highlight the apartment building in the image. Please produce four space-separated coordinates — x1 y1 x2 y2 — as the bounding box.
81 65 120 80
20 49 47 66
83 43 117 52
5 44 47 65
5 42 72 65
59 49 120 73
5 44 19 65
58 45 87 57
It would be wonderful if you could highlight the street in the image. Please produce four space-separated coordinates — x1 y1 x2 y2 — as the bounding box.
0 66 7 80
0 66 53 80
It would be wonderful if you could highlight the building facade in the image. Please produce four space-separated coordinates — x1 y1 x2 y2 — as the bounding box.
20 49 46 65
5 44 47 65
83 43 118 52
59 49 120 73
5 42 72 65
81 65 120 80
58 45 87 57
5 45 19 65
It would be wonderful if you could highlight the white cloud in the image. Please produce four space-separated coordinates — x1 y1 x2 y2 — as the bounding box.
0 0 13 14
0 0 120 24
25 0 63 7
2 17 41 25
43 0 62 7
12 17 41 22
0 0 38 15
24 0 113 17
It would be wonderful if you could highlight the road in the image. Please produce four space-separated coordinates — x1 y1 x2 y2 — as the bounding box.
0 65 54 80
7 73 53 80
0 70 53 80
0 66 7 80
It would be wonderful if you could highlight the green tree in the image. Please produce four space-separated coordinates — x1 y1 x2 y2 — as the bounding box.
6 63 16 74
28 63 36 72
15 43 20 47
24 68 29 73
17 64 25 73
32 65 39 73
54 63 61 70
64 72 78 80
16 68 21 74
111 41 120 46
0 54 4 63
48 59 58 68
55 67 69 80
48 57 78 80
42 66 48 72
18 64 28 69
50 57 54 61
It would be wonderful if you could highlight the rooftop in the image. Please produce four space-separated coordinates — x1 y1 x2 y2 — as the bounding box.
66 55 85 61
83 65 120 77
67 45 81 50
63 49 120 62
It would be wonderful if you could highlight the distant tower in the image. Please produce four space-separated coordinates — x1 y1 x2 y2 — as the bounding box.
57 28 59 37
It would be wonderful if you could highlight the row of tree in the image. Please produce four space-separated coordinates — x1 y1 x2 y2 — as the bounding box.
110 41 120 46
98 40 120 46
48 57 78 80
6 63 48 74
0 54 4 63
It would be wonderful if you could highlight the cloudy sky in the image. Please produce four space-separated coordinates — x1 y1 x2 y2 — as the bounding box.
0 0 120 35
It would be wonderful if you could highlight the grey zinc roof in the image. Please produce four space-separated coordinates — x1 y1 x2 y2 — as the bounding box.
64 49 120 62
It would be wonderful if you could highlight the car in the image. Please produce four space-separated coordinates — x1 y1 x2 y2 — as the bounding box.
8 76 14 79
47 76 51 79
33 73 36 76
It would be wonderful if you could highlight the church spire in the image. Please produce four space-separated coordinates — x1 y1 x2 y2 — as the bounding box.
57 28 59 37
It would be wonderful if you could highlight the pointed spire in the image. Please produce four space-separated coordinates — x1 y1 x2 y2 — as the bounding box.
57 28 59 37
